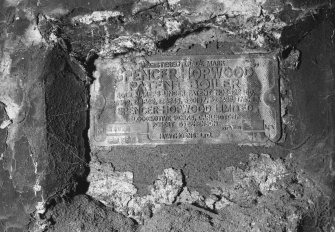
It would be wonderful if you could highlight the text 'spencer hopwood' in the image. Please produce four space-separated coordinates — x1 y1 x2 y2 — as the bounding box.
91 54 281 146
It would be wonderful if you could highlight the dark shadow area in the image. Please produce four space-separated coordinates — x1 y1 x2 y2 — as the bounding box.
280 7 335 231
73 51 99 196
280 7 335 47
42 44 90 197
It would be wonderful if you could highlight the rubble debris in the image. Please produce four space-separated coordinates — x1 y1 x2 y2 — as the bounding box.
139 205 225 232
36 0 296 60
86 153 333 231
71 11 124 25
176 187 204 204
281 47 301 70
43 195 138 232
87 157 137 211
203 153 332 231
0 0 334 231
88 157 184 223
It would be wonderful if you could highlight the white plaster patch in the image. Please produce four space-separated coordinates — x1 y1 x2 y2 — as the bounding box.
48 33 58 43
0 48 24 183
272 31 282 40
0 52 21 122
98 35 156 57
216 0 265 17
87 160 184 223
134 0 179 13
208 153 289 206
181 0 267 23
4 0 21 7
167 0 180 5
140 0 163 3
48 7 69 16
127 168 184 222
0 52 12 78
72 11 123 25
125 168 184 222
0 119 12 129
117 39 134 48
23 24 43 46
1 99 20 121
87 159 137 210
35 196 46 216
33 180 42 193
0 52 20 120
247 153 288 194
30 152 42 195
214 196 233 210
103 25 111 50
150 168 183 205
22 8 36 21
164 18 182 35
254 35 266 47
177 187 203 204
205 195 218 209
33 199 48 232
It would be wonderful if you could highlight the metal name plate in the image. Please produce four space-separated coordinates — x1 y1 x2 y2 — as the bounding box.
90 54 281 146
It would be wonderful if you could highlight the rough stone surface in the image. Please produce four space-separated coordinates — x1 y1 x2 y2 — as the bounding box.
139 205 225 232
87 153 334 231
44 195 137 232
0 0 334 231
206 153 329 231
43 46 88 198
0 104 32 232
0 19 49 229
88 157 184 223
98 145 292 197
0 6 88 230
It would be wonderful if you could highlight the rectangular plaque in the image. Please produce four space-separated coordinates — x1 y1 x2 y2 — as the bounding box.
90 54 281 146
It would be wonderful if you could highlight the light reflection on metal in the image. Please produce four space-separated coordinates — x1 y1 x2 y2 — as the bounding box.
90 54 281 146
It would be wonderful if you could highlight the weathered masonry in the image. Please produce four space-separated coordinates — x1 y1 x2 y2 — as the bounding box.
91 54 281 146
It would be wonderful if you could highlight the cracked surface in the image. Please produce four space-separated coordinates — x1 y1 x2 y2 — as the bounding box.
0 0 334 231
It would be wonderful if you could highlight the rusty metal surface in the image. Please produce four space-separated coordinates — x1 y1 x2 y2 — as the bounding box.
90 54 281 146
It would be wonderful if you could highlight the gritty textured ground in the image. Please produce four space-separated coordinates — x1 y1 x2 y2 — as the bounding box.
87 152 334 231
0 0 334 231
44 195 138 232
